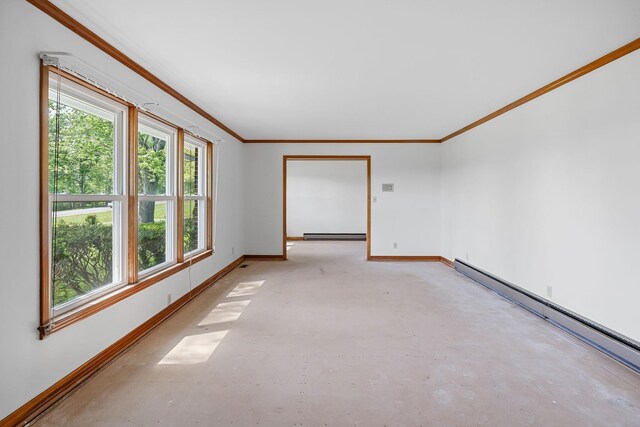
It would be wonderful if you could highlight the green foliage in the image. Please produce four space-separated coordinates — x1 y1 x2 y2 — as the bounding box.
48 99 169 200
52 215 113 306
138 221 166 270
138 132 168 224
184 217 197 254
184 146 198 195
52 216 168 307
138 132 167 195
48 101 114 195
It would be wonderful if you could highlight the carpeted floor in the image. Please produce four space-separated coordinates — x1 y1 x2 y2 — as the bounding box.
34 241 640 426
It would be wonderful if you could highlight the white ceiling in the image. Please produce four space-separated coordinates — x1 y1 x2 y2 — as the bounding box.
50 0 640 141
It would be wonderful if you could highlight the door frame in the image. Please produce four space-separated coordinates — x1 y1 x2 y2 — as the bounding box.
283 155 371 260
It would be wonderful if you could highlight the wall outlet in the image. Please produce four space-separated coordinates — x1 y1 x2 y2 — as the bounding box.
546 286 553 298
232 246 235 255
465 252 469 261
167 293 172 306
373 196 377 203
393 242 398 249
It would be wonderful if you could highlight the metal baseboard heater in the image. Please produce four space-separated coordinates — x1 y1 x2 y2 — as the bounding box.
454 259 640 374
303 233 366 241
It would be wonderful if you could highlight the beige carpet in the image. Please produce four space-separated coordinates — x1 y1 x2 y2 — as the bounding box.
35 241 640 426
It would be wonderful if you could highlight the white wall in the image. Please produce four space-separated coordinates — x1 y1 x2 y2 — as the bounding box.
245 144 441 256
441 49 640 343
0 0 244 419
287 161 367 236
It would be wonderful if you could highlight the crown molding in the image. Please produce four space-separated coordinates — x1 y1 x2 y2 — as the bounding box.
244 139 441 143
25 2 640 145
441 37 640 142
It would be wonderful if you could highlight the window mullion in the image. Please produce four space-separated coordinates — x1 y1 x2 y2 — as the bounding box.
177 129 185 263
128 107 139 283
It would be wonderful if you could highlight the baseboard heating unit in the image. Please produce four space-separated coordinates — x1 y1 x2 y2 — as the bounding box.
454 259 640 373
303 233 366 241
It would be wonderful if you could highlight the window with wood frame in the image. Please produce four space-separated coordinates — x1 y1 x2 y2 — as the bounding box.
40 66 214 337
183 136 208 256
137 114 177 276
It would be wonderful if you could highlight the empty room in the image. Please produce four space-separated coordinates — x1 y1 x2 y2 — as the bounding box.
1 0 639 426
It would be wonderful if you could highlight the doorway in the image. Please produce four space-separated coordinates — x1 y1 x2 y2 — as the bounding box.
283 155 371 260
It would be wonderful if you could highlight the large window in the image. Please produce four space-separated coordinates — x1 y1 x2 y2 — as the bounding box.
41 68 214 337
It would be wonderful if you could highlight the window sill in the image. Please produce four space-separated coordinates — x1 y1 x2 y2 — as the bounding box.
39 249 213 338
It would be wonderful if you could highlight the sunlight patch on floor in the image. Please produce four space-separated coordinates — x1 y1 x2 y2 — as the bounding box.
158 330 228 365
197 300 251 326
227 280 265 298
158 280 265 366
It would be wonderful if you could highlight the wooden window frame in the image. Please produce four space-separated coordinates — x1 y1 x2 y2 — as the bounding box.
39 64 214 339
44 67 129 318
137 113 178 278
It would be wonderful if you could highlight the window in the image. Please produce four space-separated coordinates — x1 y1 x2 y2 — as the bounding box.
47 71 127 315
183 136 207 256
138 115 176 276
40 67 214 337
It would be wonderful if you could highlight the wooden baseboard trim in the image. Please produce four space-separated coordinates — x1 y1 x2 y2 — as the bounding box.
1 255 245 427
369 255 442 262
369 255 454 267
286 236 305 241
244 254 286 261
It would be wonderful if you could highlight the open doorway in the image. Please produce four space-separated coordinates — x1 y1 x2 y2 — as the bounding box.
283 155 371 260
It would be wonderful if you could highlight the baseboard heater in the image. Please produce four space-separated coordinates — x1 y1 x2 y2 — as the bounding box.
454 259 640 374
303 233 366 241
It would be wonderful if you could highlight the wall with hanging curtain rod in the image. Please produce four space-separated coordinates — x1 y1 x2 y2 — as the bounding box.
0 0 245 420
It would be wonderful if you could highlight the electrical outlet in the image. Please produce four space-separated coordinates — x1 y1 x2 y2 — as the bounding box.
167 293 172 306
373 196 377 203
393 242 398 249
232 246 235 255
546 286 553 298
465 252 469 261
